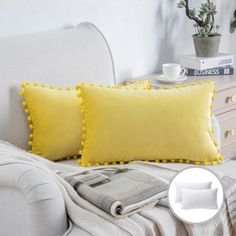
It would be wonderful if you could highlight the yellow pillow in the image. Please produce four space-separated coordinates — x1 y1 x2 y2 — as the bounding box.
20 81 151 161
79 82 222 167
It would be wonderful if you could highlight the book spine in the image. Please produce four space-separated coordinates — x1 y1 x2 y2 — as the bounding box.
200 55 234 70
180 55 234 70
186 67 234 76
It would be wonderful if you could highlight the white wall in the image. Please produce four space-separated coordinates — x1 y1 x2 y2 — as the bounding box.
0 0 235 83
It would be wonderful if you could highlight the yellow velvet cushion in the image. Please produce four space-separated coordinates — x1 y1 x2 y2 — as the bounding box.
79 82 222 167
20 81 151 161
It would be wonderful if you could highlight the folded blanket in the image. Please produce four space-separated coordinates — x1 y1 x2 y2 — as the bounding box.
57 167 168 218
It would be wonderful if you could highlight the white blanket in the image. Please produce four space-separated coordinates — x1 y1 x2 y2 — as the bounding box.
0 141 236 236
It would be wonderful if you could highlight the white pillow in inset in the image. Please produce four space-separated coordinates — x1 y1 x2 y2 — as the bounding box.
175 181 212 202
181 188 218 209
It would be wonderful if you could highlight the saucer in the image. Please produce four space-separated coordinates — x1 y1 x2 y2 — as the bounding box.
155 74 187 84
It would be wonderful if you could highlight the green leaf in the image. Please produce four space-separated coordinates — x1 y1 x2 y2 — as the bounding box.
177 0 186 8
189 9 196 18
177 1 186 8
177 4 183 8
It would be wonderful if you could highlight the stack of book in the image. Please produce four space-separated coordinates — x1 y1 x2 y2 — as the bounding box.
180 53 234 77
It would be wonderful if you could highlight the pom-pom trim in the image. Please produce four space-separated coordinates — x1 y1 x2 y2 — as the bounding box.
77 158 224 167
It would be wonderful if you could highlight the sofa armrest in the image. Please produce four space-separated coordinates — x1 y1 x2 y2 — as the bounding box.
0 163 68 236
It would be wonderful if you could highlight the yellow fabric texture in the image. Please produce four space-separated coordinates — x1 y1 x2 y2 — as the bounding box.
79 82 221 166
21 81 150 161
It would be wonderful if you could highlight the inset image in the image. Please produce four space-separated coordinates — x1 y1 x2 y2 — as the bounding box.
168 167 224 224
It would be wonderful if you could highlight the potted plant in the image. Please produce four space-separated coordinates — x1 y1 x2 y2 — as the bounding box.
177 0 220 57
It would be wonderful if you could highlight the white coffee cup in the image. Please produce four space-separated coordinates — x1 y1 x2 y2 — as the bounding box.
162 63 186 80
